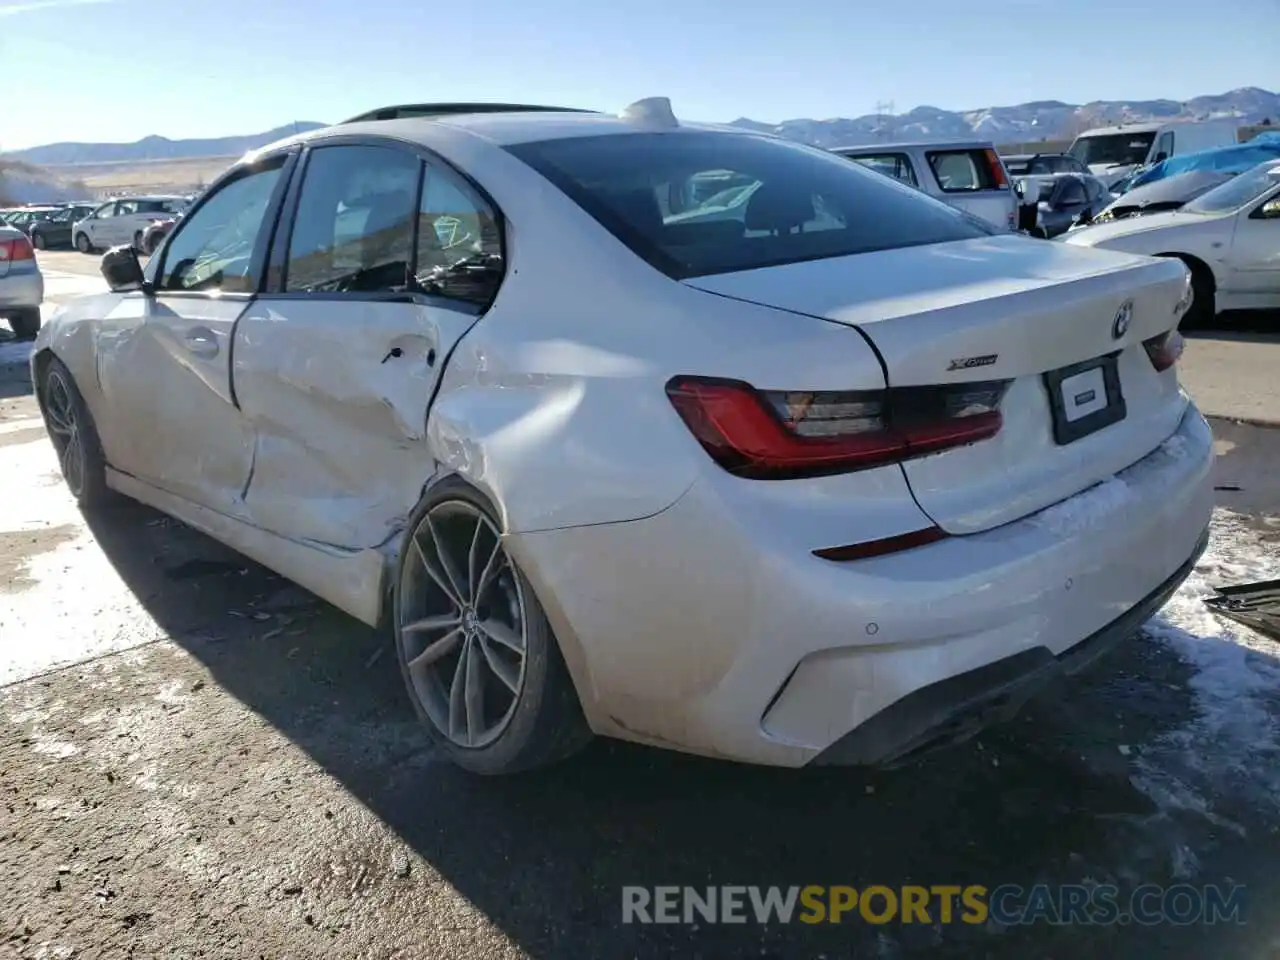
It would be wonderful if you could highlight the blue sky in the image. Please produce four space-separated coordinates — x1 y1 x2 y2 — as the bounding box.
1 0 1274 149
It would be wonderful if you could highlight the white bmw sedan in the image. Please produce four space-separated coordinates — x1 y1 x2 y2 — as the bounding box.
32 100 1213 775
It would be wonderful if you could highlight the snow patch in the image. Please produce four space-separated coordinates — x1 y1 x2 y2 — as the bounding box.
1138 508 1280 814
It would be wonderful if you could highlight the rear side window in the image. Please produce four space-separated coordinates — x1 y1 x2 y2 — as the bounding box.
926 150 1000 192
842 153 918 188
285 144 420 294
508 132 991 280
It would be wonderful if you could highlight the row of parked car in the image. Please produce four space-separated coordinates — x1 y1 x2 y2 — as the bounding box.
835 122 1280 324
0 194 190 255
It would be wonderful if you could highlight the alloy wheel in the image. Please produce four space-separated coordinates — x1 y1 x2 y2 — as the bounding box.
397 500 528 749
43 369 85 497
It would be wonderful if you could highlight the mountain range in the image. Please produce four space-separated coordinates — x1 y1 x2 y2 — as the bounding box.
3 87 1277 166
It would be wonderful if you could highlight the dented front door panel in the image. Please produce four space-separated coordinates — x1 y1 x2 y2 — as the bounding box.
230 297 478 549
95 292 256 514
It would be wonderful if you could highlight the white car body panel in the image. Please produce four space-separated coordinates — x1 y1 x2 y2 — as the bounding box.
1063 188 1280 312
32 110 1216 767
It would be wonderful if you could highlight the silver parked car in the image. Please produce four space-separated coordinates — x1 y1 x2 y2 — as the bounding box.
833 140 1019 232
0 223 43 340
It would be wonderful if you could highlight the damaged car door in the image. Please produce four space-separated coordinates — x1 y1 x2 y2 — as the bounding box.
231 141 500 549
98 155 293 512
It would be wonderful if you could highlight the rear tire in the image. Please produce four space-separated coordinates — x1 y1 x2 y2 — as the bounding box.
74 232 93 254
1164 256 1215 329
8 308 41 341
39 357 114 508
392 476 592 775
32 232 47 251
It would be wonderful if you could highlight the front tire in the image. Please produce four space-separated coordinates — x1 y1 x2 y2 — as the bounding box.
32 232 47 251
133 230 144 252
74 232 93 254
8 308 41 341
39 357 114 508
392 477 591 775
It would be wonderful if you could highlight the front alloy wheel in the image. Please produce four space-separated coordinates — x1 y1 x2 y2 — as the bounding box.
43 364 89 498
399 500 528 749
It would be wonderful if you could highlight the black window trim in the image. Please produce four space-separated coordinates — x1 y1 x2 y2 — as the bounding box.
147 147 300 300
259 131 507 317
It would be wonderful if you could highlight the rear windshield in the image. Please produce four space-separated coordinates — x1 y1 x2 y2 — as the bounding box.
506 132 992 279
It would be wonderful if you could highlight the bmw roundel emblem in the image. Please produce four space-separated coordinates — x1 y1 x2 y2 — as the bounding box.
1112 300 1133 339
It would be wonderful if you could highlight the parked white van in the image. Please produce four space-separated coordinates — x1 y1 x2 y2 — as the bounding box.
1067 120 1240 190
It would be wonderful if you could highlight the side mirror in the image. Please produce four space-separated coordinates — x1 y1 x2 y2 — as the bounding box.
100 245 147 292
1259 198 1280 220
1153 152 1169 164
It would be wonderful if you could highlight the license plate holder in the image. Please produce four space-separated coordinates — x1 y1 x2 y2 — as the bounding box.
1043 353 1126 445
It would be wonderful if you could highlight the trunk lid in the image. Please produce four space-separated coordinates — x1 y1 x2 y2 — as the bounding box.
684 234 1191 534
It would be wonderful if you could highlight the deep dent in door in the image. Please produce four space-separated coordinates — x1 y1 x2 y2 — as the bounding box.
231 299 475 551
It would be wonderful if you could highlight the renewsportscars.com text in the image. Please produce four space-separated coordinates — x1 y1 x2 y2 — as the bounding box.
621 884 1246 926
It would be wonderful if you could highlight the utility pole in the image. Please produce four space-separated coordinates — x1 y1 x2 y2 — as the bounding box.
874 100 895 141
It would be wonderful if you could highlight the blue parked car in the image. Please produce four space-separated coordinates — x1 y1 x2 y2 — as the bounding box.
1125 133 1280 192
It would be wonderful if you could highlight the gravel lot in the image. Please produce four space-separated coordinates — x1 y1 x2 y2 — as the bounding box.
4 252 1280 959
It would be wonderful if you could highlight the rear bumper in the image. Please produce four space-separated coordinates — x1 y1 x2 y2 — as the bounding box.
0 268 44 311
511 403 1215 767
811 525 1208 766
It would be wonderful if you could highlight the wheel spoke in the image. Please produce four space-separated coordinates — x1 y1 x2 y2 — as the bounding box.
473 537 505 604
467 518 484 598
478 635 520 693
480 618 524 654
411 534 462 609
464 636 485 743
402 612 460 635
426 514 468 605
448 638 470 742
408 627 462 672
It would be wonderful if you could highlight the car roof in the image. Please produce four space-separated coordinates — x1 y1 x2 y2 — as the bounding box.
261 109 754 154
832 139 996 154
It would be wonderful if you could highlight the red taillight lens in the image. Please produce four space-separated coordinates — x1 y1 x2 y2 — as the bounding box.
984 149 1009 189
1144 330 1184 372
665 376 1009 480
0 236 34 261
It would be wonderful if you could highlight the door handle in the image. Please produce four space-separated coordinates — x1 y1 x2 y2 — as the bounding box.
183 326 219 358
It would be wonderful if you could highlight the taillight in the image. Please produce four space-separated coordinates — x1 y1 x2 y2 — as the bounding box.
1144 330 1184 372
983 149 1009 189
0 236 34 261
665 376 1009 480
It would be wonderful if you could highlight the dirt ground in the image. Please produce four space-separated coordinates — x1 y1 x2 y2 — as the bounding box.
5 311 1280 958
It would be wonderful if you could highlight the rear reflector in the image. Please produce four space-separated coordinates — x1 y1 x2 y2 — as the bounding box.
666 376 1009 480
814 526 948 562
0 236 34 261
1144 330 1184 372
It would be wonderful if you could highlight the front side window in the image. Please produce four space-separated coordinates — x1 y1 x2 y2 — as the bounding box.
117 200 139 216
94 202 116 219
1155 132 1174 161
158 160 285 293
415 166 503 306
844 153 918 188
285 145 419 294
508 132 989 280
